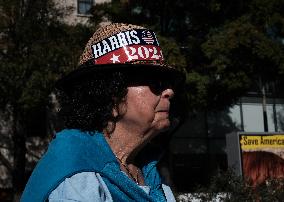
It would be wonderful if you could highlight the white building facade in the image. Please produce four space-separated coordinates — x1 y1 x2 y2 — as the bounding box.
56 0 111 25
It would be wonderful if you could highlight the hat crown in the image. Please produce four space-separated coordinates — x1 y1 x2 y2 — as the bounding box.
79 23 165 66
56 23 185 91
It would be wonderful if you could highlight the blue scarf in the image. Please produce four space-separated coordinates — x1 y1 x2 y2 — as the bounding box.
21 129 166 202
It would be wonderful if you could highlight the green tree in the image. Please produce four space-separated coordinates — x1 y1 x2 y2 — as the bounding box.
202 0 284 129
91 0 284 111
0 0 92 199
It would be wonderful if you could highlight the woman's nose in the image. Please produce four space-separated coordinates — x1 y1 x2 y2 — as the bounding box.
162 88 174 99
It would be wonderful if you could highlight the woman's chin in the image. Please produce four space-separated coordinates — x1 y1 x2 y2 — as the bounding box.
154 119 171 133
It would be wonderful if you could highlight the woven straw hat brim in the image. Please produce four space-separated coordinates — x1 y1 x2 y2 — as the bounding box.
55 63 185 91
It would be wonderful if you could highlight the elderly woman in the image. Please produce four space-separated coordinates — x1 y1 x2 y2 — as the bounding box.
21 23 184 202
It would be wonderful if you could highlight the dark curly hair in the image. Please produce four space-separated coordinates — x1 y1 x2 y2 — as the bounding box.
57 70 128 132
56 68 187 133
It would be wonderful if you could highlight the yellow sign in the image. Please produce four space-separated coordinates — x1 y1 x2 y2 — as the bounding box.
240 135 284 150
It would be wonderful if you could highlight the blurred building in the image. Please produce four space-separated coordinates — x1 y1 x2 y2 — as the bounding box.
170 84 284 191
56 0 111 25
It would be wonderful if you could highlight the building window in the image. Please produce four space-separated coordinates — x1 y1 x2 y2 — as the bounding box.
77 0 93 15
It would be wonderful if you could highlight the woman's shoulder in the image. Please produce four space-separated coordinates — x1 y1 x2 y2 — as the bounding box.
48 172 113 202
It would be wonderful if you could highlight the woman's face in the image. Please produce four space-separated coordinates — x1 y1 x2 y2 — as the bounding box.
117 83 174 136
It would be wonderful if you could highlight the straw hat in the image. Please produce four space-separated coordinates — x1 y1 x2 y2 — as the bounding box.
56 23 184 90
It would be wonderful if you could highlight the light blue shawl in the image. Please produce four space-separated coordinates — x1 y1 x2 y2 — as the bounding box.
21 129 166 202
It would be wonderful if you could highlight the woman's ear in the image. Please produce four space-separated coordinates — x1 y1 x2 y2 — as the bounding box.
112 107 119 117
112 97 127 119
105 99 127 136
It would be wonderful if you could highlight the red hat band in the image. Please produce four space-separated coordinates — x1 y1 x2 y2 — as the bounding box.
90 29 164 65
